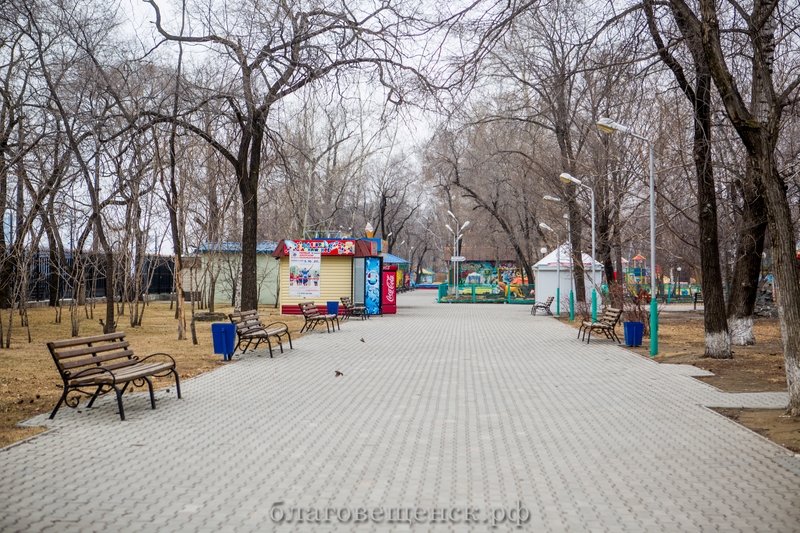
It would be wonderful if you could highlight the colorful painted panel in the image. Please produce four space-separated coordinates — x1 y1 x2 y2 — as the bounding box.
365 257 381 315
285 240 356 256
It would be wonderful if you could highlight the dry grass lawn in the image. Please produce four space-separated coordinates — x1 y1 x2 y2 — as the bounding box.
0 301 308 448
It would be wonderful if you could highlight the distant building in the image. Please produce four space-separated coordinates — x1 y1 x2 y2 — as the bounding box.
193 242 280 306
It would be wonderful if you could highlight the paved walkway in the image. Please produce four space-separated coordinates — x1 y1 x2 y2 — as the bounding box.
2 292 798 532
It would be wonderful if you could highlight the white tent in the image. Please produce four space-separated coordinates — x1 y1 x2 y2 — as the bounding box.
534 244 603 311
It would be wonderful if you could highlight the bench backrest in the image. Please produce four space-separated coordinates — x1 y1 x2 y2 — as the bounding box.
229 310 265 336
47 332 137 380
543 296 554 305
299 302 322 318
602 308 623 325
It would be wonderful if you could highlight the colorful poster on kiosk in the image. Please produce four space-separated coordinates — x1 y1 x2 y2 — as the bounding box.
365 257 381 315
289 250 321 297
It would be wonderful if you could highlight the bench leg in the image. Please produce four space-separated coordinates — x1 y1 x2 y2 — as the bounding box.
285 331 293 350
86 385 105 408
586 328 592 344
112 384 126 421
172 369 182 399
49 387 70 420
265 336 274 358
142 377 156 409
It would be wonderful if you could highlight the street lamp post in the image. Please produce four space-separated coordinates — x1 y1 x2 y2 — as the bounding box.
597 117 658 356
446 211 470 297
539 223 561 316
564 214 575 322
559 173 597 321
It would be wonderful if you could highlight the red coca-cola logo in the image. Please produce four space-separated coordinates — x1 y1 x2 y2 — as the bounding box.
385 274 396 303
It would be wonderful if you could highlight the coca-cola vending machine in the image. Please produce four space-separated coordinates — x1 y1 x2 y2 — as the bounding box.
381 264 398 314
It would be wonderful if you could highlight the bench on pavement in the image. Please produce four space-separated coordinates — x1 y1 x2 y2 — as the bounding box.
340 296 368 320
47 332 181 421
229 309 292 357
299 302 340 333
578 307 623 344
531 296 555 316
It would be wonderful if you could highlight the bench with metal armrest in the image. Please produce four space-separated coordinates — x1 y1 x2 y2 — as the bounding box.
229 309 292 357
299 302 340 333
47 332 181 421
578 307 623 344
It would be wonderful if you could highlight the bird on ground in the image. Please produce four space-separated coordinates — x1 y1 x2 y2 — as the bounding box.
360 338 365 342
335 371 344 377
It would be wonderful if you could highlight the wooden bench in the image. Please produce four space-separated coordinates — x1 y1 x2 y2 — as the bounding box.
340 296 368 320
578 307 623 344
47 332 181 421
299 302 340 333
229 309 292 358
531 296 555 316
694 291 703 310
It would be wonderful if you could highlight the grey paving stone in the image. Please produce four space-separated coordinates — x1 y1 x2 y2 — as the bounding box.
1 292 798 532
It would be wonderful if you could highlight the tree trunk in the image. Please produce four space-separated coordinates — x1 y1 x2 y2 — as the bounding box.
696 0 800 415
726 172 767 345
693 73 730 358
103 250 115 333
239 118 263 312
645 0 730 357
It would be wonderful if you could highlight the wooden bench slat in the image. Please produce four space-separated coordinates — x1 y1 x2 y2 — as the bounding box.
71 362 175 385
60 349 136 370
52 341 131 360
48 332 126 349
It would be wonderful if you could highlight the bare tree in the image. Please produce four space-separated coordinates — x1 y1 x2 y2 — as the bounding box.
144 0 439 310
672 0 800 415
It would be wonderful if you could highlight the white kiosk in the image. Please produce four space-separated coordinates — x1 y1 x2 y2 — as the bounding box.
534 244 603 314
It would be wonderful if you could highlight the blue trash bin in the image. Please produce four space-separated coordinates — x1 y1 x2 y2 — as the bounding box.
211 323 236 361
624 322 644 347
326 301 339 316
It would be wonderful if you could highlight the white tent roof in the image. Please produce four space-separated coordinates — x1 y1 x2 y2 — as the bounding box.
535 244 602 268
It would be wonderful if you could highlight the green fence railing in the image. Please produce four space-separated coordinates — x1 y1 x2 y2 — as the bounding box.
437 284 536 304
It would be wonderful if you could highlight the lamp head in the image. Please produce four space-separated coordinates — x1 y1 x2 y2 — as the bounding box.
559 172 581 185
539 222 553 232
597 117 630 135
543 195 562 203
460 220 470 230
447 210 456 220
445 224 453 232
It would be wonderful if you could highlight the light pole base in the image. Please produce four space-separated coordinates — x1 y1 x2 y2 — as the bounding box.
650 297 658 356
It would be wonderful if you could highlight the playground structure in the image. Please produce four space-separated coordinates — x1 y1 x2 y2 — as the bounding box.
437 282 535 303
623 254 701 302
437 260 536 303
